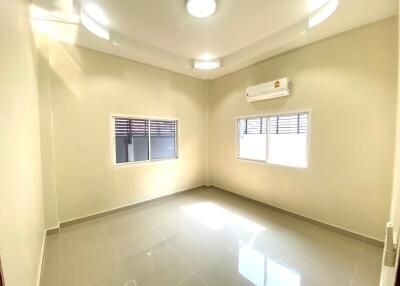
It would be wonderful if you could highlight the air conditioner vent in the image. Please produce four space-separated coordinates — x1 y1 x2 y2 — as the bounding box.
246 78 290 102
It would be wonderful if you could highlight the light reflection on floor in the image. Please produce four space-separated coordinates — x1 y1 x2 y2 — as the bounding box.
239 241 301 286
41 188 383 286
181 202 266 233
181 202 301 286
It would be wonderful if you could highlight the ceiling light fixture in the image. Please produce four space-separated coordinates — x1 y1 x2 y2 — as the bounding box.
81 11 110 40
186 0 217 18
194 58 220 70
83 3 110 26
307 0 329 11
199 53 215 60
80 3 110 40
308 0 338 28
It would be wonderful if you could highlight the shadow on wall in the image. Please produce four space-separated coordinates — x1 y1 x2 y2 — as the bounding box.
0 258 4 286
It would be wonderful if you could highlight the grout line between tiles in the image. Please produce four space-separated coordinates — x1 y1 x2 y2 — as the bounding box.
170 228 234 285
166 243 209 286
348 242 365 286
133 198 216 286
136 192 260 285
133 206 204 286
175 273 207 286
100 216 139 286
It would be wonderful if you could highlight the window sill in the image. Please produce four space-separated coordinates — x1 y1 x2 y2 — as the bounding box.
236 157 309 170
113 157 178 168
236 157 266 164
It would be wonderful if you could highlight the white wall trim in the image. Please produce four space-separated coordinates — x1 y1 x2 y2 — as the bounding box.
37 229 47 286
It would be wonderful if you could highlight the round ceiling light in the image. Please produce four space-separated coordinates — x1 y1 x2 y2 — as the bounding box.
185 0 217 18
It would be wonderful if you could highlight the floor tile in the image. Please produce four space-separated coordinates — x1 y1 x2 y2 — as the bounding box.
59 242 130 286
58 219 131 286
283 249 353 286
298 227 364 284
136 202 191 241
167 230 229 272
59 219 110 258
102 209 150 242
109 226 165 261
177 274 206 286
351 243 383 286
122 244 194 286
197 252 256 286
42 188 384 286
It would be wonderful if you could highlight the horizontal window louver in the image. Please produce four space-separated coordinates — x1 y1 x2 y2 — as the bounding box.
150 120 176 137
269 113 308 134
115 118 148 137
240 117 267 134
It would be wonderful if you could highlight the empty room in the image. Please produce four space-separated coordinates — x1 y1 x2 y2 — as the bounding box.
2 0 400 285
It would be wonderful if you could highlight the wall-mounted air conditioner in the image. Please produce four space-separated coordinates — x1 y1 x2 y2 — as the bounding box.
246 78 290 102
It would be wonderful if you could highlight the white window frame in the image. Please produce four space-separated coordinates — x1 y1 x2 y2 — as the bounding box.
236 109 311 169
110 114 179 166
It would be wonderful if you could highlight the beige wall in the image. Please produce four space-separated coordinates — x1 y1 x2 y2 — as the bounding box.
209 17 397 241
0 0 46 285
39 17 397 240
37 33 59 229
45 42 208 222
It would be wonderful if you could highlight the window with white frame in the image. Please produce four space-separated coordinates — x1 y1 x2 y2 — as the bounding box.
238 112 309 168
114 117 177 164
238 117 267 161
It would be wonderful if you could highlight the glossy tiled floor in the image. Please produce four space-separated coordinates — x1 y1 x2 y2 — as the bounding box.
41 187 383 286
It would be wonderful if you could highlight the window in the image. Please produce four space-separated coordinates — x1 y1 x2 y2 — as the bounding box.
238 112 309 168
114 116 177 164
238 117 267 161
150 120 177 160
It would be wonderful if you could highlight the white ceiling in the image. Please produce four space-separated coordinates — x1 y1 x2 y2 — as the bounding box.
32 0 397 79
96 0 328 59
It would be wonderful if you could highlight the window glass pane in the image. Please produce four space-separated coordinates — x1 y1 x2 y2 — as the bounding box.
115 118 149 163
267 113 308 168
238 117 267 161
150 120 176 160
